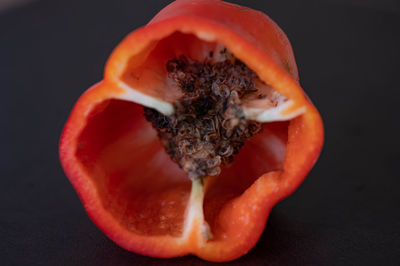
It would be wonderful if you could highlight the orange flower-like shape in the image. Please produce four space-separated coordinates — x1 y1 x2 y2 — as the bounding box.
59 0 323 262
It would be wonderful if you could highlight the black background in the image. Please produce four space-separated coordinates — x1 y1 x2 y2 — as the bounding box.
1 0 399 265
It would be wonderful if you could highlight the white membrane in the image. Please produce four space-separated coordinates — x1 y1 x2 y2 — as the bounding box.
244 100 306 122
116 81 174 115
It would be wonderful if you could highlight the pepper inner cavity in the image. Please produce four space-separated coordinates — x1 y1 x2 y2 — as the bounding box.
144 53 262 180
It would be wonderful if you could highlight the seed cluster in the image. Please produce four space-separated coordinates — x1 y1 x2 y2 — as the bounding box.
144 54 262 180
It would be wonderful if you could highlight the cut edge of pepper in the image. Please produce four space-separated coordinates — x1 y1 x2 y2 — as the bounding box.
59 1 324 260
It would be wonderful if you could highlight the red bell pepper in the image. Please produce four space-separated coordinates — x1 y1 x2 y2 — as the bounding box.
59 0 323 262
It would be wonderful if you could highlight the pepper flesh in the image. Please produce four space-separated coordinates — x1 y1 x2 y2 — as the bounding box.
59 0 324 262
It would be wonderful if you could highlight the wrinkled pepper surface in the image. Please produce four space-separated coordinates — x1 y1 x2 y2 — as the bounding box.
59 0 323 262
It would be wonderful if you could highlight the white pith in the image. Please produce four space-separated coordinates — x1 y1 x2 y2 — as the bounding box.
181 178 212 243
116 81 174 115
244 100 306 122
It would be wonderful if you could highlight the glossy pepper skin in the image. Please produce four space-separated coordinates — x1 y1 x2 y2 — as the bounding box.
59 0 323 262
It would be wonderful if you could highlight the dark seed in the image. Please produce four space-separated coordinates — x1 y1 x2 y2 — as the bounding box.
144 51 263 180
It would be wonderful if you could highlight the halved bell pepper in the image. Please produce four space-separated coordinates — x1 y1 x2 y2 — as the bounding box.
59 0 323 262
